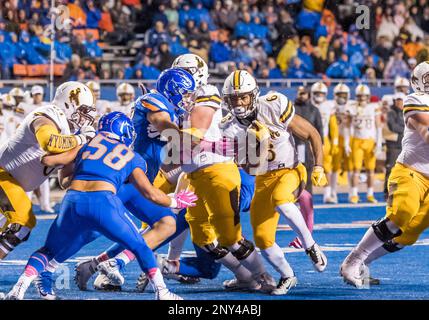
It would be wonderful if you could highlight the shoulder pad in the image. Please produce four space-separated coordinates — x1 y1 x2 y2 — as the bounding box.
136 92 175 114
403 93 429 115
194 85 222 109
32 104 70 134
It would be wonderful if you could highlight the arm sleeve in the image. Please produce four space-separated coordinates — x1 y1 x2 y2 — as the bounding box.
329 114 339 145
314 109 324 142
35 125 79 154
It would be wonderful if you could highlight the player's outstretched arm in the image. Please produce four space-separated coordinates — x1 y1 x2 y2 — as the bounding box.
130 167 197 209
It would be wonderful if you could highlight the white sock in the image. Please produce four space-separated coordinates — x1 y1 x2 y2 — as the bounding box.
354 227 386 261
351 187 358 197
276 203 315 250
331 172 338 195
217 252 253 281
228 243 266 278
261 243 294 278
323 186 332 199
167 229 189 261
367 187 374 197
40 180 51 209
147 268 167 292
45 259 60 273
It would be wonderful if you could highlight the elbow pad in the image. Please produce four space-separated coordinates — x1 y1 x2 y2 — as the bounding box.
35 125 78 154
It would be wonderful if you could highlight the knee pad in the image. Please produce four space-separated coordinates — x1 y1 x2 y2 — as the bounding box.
372 218 402 242
231 238 255 260
382 240 404 253
0 223 31 255
202 242 229 260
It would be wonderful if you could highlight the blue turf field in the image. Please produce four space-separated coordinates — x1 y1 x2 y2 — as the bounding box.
2 192 429 300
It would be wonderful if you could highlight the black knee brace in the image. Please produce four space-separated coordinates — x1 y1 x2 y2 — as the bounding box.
231 238 255 260
382 240 404 253
372 218 402 242
203 242 229 260
0 223 31 255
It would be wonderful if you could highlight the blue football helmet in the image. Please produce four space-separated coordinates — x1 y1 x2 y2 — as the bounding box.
98 111 136 147
156 68 196 115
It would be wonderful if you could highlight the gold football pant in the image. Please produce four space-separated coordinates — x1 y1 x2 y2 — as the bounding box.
250 163 307 249
0 168 35 230
185 162 242 248
386 163 429 246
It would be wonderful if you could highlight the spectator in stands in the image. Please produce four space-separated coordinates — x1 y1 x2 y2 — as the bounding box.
383 47 410 79
189 39 208 62
277 36 298 74
71 33 88 58
84 33 103 59
80 57 97 79
191 0 214 30
19 30 47 64
326 53 360 79
68 0 87 29
17 9 28 31
134 55 161 80
85 0 102 30
234 12 252 39
99 4 114 34
61 54 81 82
156 42 175 71
0 33 19 79
153 4 169 27
373 36 393 62
286 56 315 79
210 39 232 64
266 57 283 78
377 13 399 44
145 20 170 51
363 68 377 86
5 9 20 35
312 47 328 76
178 2 193 29
165 1 179 26
211 0 238 31
421 7 429 33
54 35 72 64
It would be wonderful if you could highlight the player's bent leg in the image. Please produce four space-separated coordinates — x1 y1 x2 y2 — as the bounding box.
95 194 181 300
0 176 35 259
340 218 402 288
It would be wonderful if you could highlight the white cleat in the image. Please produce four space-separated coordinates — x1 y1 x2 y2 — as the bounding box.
306 243 328 272
94 274 122 291
5 280 28 300
340 251 366 288
271 276 298 295
97 259 124 286
156 288 183 300
223 278 261 291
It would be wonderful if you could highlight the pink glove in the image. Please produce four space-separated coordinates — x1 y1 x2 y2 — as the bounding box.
169 190 198 209
199 137 236 157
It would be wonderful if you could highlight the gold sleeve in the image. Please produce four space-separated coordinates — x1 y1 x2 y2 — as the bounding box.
35 125 78 154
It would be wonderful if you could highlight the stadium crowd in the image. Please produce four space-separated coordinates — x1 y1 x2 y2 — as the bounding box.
0 0 429 81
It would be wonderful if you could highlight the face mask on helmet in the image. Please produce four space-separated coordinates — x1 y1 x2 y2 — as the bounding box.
312 92 326 104
223 89 258 120
70 105 97 131
119 93 133 105
395 86 409 94
335 93 348 105
356 94 369 104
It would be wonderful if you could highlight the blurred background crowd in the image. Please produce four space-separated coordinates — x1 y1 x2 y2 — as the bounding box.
0 0 428 82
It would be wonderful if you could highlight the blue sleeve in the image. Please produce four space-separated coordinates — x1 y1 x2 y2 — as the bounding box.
134 92 175 121
130 153 148 174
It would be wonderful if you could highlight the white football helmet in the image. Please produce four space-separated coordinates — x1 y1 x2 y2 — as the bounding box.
53 81 96 130
394 77 410 94
411 61 429 93
116 83 135 105
172 53 209 87
310 82 328 106
86 81 101 99
0 94 16 109
333 83 350 105
222 70 259 119
355 84 370 103
9 87 25 105
31 85 44 97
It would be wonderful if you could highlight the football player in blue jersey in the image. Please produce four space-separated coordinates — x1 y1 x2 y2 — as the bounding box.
71 68 200 292
4 112 197 300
